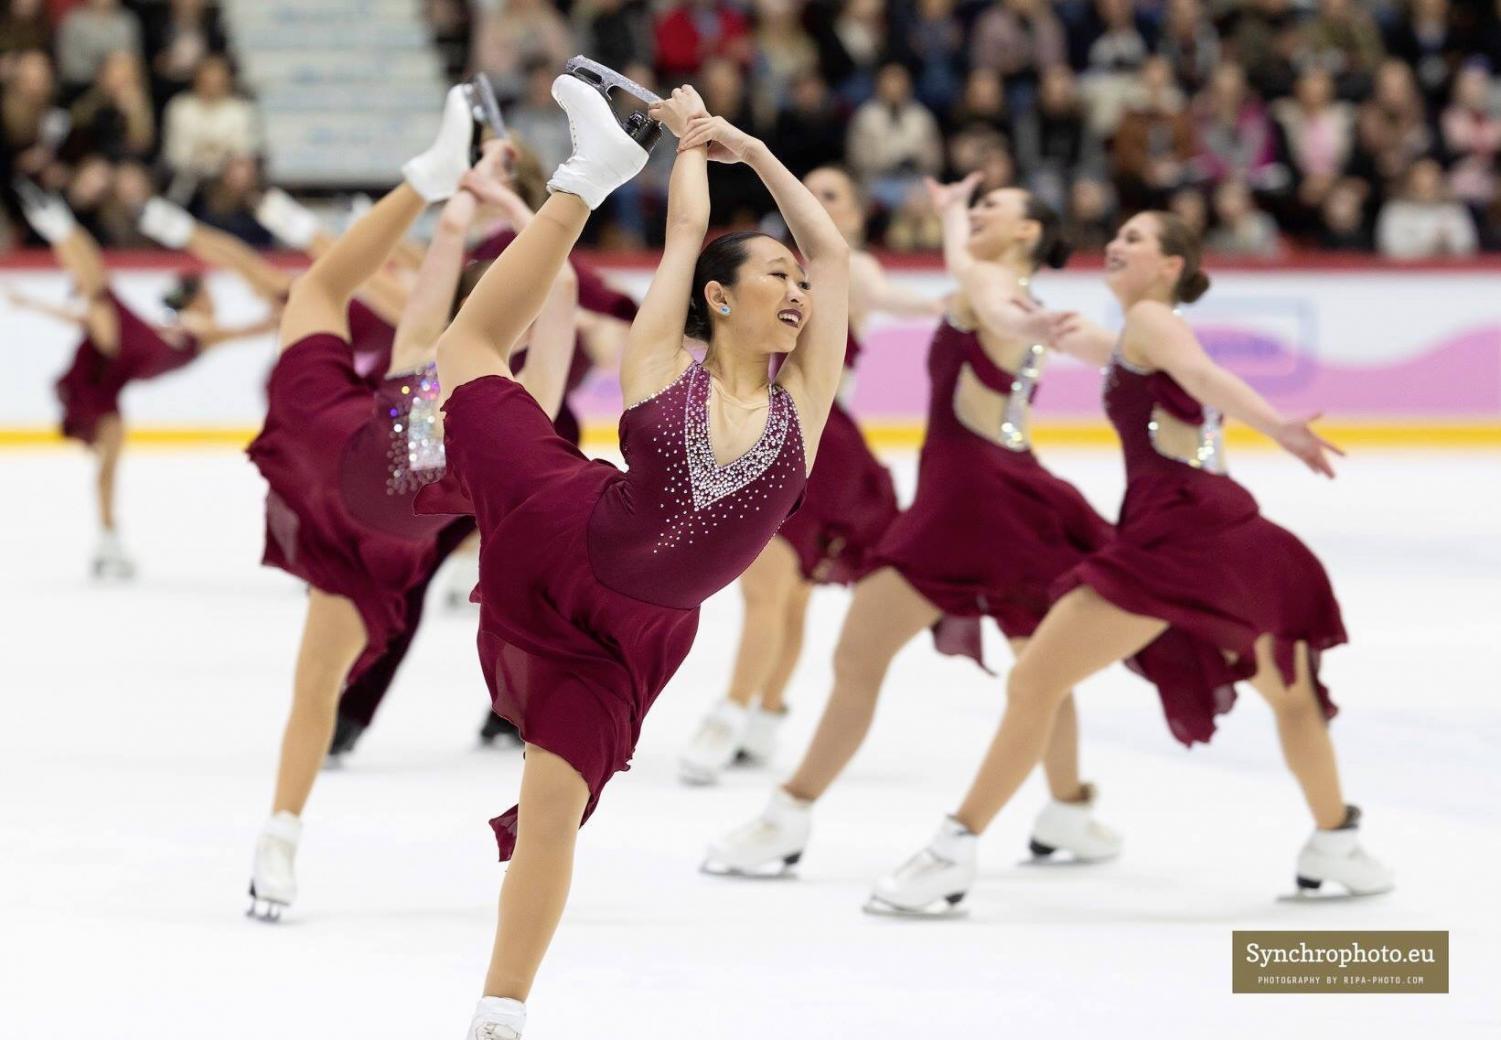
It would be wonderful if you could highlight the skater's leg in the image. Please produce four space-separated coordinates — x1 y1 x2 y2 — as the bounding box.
782 567 939 802
1009 638 1086 803
484 745 591 1001
724 539 802 710
1244 637 1346 830
93 414 123 533
271 589 368 816
953 588 1164 834
760 578 812 714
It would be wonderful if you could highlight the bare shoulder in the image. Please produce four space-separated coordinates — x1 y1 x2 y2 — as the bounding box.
1124 298 1181 331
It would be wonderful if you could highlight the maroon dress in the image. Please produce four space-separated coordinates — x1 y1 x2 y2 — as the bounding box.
347 298 397 386
871 319 1113 667
774 334 898 584
1053 353 1345 745
418 362 806 859
55 293 200 443
247 333 474 682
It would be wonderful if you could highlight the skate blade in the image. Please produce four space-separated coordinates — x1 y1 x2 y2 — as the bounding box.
677 766 723 787
699 857 800 880
862 894 968 919
464 74 505 135
320 754 345 772
1277 884 1395 904
1018 851 1120 868
563 55 662 105
245 896 288 922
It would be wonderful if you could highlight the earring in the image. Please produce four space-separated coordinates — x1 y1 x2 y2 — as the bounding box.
720 305 731 315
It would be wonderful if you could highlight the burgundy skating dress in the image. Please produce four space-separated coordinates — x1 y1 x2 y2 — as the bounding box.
417 362 806 859
247 332 474 680
773 333 898 584
871 318 1113 666
1052 351 1346 745
54 293 200 443
474 229 639 447
347 298 397 385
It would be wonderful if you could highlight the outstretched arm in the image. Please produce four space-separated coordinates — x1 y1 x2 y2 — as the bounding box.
852 251 943 319
1128 301 1343 477
928 174 982 279
4 289 87 326
14 183 119 349
1049 313 1117 368
516 263 580 420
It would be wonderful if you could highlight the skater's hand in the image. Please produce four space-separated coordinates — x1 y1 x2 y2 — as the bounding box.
1008 296 1064 345
649 86 707 138
677 115 758 164
1275 414 1343 478
924 173 982 214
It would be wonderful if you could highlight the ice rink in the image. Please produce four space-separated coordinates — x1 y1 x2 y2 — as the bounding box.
3 444 1498 1038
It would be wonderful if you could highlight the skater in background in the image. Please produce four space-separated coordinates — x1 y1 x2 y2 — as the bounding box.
867 211 1394 915
9 184 279 580
242 100 583 921
704 174 1120 879
414 69 850 1037
678 164 943 786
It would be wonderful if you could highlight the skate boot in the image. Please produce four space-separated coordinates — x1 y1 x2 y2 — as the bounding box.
255 188 322 250
14 179 76 243
1027 783 1122 864
678 699 749 786
478 711 521 749
323 712 367 769
403 80 484 203
247 811 301 921
137 197 195 248
866 816 976 917
702 788 811 877
91 530 136 582
1289 806 1394 899
734 706 787 768
467 996 526 1039
547 58 660 210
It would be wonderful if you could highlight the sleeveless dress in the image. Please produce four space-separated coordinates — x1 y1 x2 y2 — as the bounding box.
55 293 200 443
1052 353 1345 745
247 333 474 683
773 334 899 584
417 362 806 860
872 318 1113 667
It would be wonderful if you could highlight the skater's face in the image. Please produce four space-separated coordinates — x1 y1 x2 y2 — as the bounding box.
707 236 811 355
966 188 1039 264
804 168 864 242
1105 213 1181 304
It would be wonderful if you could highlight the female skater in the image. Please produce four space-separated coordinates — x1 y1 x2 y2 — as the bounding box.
414 68 849 1037
678 164 943 785
242 99 583 920
11 184 279 579
867 211 1393 915
703 174 1119 878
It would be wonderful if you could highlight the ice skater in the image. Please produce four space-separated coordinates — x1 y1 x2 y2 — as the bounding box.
243 96 581 920
678 164 943 785
703 174 1120 879
10 184 279 579
867 211 1394 916
411 63 849 1038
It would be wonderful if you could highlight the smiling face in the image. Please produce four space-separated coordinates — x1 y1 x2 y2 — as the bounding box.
804 167 864 242
966 187 1038 264
707 236 812 355
1104 213 1182 305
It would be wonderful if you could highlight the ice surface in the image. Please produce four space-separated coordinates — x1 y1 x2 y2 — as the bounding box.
2 447 1497 1038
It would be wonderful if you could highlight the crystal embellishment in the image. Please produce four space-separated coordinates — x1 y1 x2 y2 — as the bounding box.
683 364 794 511
386 362 446 495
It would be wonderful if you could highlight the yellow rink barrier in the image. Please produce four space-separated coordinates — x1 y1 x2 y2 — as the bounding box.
3 421 1501 451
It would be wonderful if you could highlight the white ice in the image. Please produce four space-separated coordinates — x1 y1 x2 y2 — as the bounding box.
2 446 1498 1038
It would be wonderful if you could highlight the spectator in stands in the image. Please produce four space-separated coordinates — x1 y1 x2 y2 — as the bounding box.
507 59 572 176
1376 155 1478 257
809 0 886 107
1076 0 1154 77
191 152 272 246
969 0 1066 112
947 68 1009 138
1014 63 1100 213
1440 62 1501 215
90 157 153 246
1159 0 1220 95
1193 61 1282 191
653 0 751 79
1272 66 1354 218
769 69 847 177
55 0 143 95
1206 178 1283 256
1355 58 1434 186
1111 56 1193 212
1230 0 1301 100
0 0 51 63
470 0 575 100
579 0 654 76
1064 175 1118 251
2 48 65 184
749 0 817 122
145 0 227 113
947 124 1007 179
904 0 965 112
423 0 473 79
1169 186 1209 238
1386 0 1463 109
65 48 154 163
162 54 258 182
1300 0 1386 100
846 62 944 210
883 180 941 251
1318 175 1375 250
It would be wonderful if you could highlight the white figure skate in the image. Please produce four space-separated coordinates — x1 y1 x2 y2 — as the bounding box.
403 79 485 203
246 811 301 922
467 996 526 1039
734 706 786 768
254 188 322 250
865 817 976 918
14 179 76 243
701 788 811 877
137 197 195 249
547 58 660 210
678 699 749 785
1025 783 1122 865
91 530 136 582
1284 806 1394 901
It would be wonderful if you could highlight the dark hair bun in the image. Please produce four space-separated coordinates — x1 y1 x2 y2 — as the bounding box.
684 296 712 341
1179 269 1211 304
1043 235 1074 270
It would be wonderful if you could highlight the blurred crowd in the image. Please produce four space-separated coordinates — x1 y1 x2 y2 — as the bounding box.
6 0 1501 258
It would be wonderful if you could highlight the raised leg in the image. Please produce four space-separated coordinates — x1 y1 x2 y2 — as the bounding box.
1243 637 1346 830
